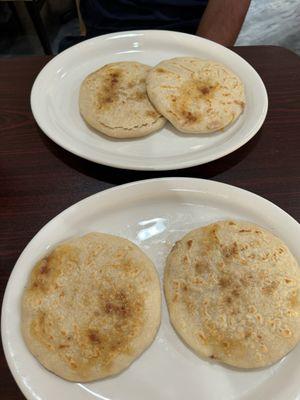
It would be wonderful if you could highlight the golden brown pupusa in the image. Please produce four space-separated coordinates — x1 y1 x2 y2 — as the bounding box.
164 220 300 368
146 57 245 133
79 62 165 138
22 233 161 381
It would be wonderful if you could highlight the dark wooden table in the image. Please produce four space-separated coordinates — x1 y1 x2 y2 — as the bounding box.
0 46 299 399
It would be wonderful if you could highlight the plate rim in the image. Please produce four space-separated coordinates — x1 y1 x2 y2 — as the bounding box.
1 177 299 400
30 30 268 171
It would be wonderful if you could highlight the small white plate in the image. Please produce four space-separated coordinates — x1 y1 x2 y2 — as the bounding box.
31 30 268 170
2 178 300 400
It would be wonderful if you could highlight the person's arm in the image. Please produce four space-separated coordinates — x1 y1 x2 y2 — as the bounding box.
196 0 251 47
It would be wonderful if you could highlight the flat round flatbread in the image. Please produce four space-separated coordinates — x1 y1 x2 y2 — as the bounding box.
146 57 245 133
22 233 161 381
79 61 166 138
164 220 300 368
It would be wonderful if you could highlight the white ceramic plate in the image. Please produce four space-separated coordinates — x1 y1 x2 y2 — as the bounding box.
31 30 268 170
2 178 300 400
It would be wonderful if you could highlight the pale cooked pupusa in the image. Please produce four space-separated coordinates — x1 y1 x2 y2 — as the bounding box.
146 57 245 133
79 61 165 138
164 220 300 368
22 232 161 381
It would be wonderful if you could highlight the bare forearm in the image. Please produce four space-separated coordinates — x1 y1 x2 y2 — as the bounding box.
196 0 251 47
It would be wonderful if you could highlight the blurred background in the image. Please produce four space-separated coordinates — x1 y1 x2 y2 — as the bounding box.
0 0 299 57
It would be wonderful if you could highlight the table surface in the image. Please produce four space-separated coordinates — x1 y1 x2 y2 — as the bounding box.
0 46 299 399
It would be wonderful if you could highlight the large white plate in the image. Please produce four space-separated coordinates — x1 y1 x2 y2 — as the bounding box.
31 30 268 170
2 178 300 400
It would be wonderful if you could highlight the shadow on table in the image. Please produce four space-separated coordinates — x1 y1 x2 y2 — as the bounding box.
39 128 263 185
